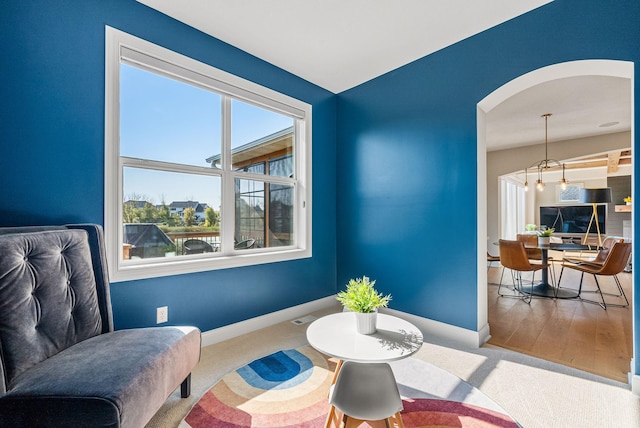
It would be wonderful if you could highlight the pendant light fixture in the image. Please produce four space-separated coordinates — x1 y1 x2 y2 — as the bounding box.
524 113 567 192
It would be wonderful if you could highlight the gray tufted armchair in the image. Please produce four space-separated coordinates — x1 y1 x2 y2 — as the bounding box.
0 224 201 427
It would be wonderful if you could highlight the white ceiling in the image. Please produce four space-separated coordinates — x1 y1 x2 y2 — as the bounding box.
486 75 632 151
137 0 631 152
138 0 551 93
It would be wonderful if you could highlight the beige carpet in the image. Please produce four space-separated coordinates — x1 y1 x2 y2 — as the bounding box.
146 306 640 428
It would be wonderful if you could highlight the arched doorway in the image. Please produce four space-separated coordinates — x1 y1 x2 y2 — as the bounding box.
476 59 634 381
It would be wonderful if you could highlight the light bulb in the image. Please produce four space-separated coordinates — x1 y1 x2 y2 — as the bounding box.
524 181 529 192
536 179 544 191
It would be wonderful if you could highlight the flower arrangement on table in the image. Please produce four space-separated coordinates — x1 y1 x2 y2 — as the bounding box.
624 196 632 204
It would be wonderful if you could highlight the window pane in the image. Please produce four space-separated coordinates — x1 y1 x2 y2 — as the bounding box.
235 178 265 249
269 154 293 178
120 64 221 168
231 99 295 176
234 179 294 249
236 162 265 174
123 167 221 260
269 182 295 247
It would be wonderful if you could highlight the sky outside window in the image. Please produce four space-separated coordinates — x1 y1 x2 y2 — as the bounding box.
120 64 294 208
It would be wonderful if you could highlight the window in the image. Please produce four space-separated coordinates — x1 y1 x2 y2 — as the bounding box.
500 177 525 240
105 27 311 281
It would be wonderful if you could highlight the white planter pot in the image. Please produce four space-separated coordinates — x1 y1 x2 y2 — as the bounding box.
538 236 550 246
355 310 377 335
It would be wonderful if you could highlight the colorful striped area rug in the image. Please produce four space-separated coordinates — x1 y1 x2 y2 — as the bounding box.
180 346 519 428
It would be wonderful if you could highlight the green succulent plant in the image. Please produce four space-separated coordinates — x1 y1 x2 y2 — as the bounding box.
537 228 555 237
336 276 392 313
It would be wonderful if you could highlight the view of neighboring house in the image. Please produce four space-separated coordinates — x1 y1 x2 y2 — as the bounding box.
206 126 294 247
169 201 209 223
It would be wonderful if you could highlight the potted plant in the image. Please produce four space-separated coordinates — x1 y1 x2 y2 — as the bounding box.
624 196 632 205
537 228 554 246
336 276 392 334
525 224 537 232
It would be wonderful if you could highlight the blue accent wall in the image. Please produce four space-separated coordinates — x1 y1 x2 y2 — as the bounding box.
0 0 337 331
3 0 640 380
336 0 640 357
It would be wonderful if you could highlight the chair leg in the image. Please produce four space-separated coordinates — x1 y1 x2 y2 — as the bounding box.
394 411 405 428
489 263 504 287
498 269 520 299
578 272 585 295
498 268 514 297
522 272 532 304
614 275 630 307
324 405 337 428
330 359 343 388
557 264 565 289
497 272 506 296
579 274 629 309
592 274 628 301
548 263 558 298
181 374 191 398
593 275 607 310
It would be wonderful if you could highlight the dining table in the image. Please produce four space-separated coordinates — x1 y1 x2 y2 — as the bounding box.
521 242 596 299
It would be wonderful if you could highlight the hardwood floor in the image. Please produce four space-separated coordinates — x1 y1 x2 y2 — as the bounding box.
487 254 633 383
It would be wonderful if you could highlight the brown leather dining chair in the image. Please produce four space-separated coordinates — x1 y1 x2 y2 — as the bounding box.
562 236 622 267
516 233 557 285
487 252 505 288
487 251 501 270
498 239 553 303
558 236 623 287
516 233 543 260
559 241 631 309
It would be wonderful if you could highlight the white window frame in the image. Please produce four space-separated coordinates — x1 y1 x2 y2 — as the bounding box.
105 27 312 282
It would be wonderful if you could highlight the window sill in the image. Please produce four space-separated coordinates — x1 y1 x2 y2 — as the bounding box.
110 247 312 282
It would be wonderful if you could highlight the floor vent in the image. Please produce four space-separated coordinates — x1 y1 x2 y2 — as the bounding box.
291 315 317 325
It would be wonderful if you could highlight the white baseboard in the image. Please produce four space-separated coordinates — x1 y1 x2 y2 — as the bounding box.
382 307 490 348
199 296 490 350
632 375 640 396
200 296 337 347
630 358 640 395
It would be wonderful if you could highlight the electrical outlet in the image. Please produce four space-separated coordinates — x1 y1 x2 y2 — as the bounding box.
157 306 168 324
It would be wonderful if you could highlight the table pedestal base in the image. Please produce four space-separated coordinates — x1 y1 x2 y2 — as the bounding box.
518 282 579 299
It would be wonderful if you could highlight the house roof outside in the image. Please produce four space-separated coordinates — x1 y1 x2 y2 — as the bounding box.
206 126 293 168
169 201 208 212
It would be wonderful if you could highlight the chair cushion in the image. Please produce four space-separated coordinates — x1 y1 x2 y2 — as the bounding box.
0 229 103 389
0 326 201 428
